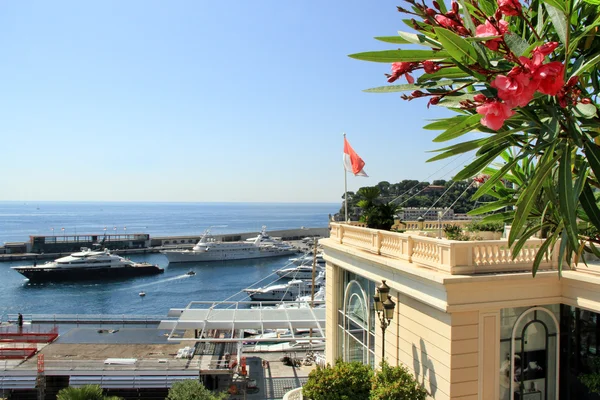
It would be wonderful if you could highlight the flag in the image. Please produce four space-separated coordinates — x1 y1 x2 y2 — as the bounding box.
343 137 368 177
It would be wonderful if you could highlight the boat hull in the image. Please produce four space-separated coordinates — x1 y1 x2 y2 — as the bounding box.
162 248 297 263
13 265 164 282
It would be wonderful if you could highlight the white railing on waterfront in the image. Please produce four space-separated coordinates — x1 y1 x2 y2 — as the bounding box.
283 387 303 400
3 314 172 324
330 223 558 275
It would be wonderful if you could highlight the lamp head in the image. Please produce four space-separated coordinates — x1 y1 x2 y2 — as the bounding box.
383 297 396 320
377 280 390 303
373 293 383 312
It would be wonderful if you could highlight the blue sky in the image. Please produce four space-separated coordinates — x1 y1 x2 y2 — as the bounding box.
0 0 468 203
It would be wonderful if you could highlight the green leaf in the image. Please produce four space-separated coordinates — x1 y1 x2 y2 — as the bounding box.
454 146 506 180
509 152 559 246
472 155 522 199
570 53 600 77
545 3 568 45
348 50 449 63
397 31 442 48
544 0 568 12
583 141 600 179
363 79 463 93
584 0 600 4
477 0 497 16
531 235 557 277
468 199 514 215
573 103 598 119
374 36 411 44
419 67 471 82
504 32 530 56
558 148 579 249
427 139 486 162
434 28 481 65
437 93 477 108
457 0 476 34
433 113 482 142
423 116 468 130
580 183 600 230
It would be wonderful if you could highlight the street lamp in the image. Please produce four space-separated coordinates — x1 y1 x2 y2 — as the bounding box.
373 280 396 361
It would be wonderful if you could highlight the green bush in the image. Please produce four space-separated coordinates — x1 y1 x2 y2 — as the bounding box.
465 221 504 233
443 225 469 240
303 359 373 400
57 385 122 400
370 360 427 400
166 380 227 400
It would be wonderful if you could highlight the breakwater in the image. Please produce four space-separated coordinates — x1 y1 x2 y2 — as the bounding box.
0 227 329 262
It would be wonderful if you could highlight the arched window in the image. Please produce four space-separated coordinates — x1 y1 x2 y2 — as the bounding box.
340 280 373 365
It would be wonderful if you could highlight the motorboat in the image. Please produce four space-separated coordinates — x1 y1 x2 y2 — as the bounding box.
139 291 146 297
276 265 324 280
244 271 325 301
289 253 325 267
12 248 164 282
161 226 297 263
186 270 196 276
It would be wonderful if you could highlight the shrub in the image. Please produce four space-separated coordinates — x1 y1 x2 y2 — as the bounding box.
303 359 373 400
166 380 227 400
370 360 427 400
465 221 504 233
443 224 469 240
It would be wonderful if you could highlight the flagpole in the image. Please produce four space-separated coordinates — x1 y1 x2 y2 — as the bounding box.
343 132 348 222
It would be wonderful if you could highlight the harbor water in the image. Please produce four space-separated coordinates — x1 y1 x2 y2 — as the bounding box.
0 201 337 317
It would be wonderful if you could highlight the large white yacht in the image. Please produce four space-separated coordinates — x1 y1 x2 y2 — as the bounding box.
161 226 297 263
244 271 325 301
12 248 164 282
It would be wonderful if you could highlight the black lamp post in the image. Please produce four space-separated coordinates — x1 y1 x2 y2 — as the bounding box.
374 280 396 361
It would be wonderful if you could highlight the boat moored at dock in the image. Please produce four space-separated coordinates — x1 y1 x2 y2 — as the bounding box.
11 248 164 282
161 226 298 263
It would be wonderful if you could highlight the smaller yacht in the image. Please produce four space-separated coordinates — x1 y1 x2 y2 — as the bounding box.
289 253 325 267
276 265 324 280
244 272 325 301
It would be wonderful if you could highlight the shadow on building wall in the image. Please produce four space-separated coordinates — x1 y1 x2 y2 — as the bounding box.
412 339 438 398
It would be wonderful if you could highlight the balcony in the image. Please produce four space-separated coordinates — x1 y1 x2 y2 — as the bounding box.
328 223 559 275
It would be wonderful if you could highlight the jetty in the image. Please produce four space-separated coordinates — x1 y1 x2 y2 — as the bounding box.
0 227 329 262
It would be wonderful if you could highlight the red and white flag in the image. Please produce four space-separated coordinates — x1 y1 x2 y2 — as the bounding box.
343 137 368 177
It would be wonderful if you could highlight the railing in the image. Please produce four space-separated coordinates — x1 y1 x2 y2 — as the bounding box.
348 219 471 231
3 314 170 324
283 387 303 400
330 223 558 275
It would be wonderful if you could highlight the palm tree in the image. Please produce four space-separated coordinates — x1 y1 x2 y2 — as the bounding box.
57 385 122 400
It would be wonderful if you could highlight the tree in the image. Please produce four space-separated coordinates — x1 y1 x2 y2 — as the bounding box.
57 385 122 400
303 359 373 400
166 380 227 400
350 0 600 273
370 360 427 400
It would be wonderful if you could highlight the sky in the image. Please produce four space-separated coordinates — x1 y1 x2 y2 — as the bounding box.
0 0 469 203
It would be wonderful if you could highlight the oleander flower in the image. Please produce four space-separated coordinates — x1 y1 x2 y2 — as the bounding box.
498 0 522 16
534 61 565 96
491 68 537 107
387 62 416 83
422 60 441 74
476 100 515 130
475 20 508 51
435 15 458 29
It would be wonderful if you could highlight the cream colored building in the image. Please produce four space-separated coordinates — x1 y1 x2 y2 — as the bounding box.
321 222 600 400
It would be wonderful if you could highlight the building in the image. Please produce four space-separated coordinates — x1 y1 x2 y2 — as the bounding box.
321 222 600 400
399 207 455 221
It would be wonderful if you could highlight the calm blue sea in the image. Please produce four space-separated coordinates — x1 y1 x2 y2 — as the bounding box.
0 201 338 318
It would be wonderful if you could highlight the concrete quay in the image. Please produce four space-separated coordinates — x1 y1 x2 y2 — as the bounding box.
0 226 329 263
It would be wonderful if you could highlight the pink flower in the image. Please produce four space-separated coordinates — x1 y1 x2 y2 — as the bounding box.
475 20 508 51
422 60 440 74
534 42 559 56
435 15 458 29
498 0 522 16
476 100 515 130
387 62 416 84
491 68 537 107
534 62 565 95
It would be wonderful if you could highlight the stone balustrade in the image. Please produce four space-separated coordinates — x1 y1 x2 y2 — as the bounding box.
283 387 303 400
330 223 558 275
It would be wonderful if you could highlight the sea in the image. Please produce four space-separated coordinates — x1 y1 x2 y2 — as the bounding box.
0 201 338 318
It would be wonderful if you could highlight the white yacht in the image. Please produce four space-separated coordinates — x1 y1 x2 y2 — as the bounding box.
276 265 324 280
161 226 297 263
244 272 325 301
12 248 164 282
289 252 325 267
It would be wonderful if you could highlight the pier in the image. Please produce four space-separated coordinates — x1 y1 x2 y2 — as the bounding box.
0 227 330 262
